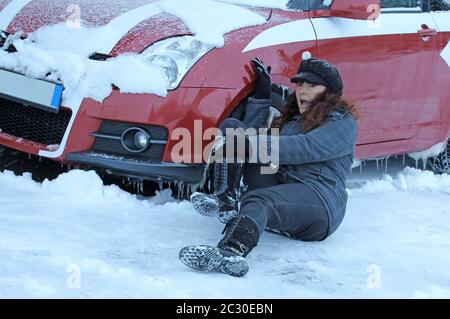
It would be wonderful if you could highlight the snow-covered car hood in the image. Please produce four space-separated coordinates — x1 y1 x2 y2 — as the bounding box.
0 0 275 106
1 0 272 55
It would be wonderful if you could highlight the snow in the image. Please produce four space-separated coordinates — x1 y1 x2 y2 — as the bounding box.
408 141 447 170
159 0 266 47
217 0 289 9
0 166 449 298
0 0 268 103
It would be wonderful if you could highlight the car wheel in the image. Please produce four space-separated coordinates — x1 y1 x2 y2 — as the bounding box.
429 138 450 174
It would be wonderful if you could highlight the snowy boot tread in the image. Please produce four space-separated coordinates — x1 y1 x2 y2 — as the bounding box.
179 245 249 277
190 192 238 223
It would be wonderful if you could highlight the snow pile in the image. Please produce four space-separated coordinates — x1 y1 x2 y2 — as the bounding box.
349 166 450 194
0 33 168 104
160 0 267 47
0 0 268 104
0 166 450 298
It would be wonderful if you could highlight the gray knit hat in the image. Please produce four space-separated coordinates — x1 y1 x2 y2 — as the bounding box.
290 51 344 97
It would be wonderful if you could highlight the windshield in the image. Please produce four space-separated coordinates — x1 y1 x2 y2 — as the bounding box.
287 0 333 10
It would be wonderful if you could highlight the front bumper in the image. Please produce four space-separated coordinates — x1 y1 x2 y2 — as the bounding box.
67 152 206 184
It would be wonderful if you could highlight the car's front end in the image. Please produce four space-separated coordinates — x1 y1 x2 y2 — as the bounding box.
0 1 283 186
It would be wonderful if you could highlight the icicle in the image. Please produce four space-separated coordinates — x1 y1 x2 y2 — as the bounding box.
376 159 379 170
403 154 406 165
181 182 184 199
422 158 427 170
28 154 31 160
385 157 389 173
360 163 363 174
415 159 418 169
177 182 183 199
158 179 163 191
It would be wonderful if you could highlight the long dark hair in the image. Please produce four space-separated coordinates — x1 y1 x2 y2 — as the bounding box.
273 88 359 132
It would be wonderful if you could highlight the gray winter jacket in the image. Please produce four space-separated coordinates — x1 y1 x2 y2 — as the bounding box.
242 98 357 236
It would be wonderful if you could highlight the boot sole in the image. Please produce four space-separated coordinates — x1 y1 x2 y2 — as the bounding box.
179 245 249 277
190 192 238 223
190 192 220 218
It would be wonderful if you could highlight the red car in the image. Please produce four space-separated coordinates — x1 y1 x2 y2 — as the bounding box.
1 0 450 186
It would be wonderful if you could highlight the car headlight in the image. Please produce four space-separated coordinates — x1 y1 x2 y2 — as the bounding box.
142 36 214 90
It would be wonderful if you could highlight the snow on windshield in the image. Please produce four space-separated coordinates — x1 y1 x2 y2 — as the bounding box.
0 0 270 104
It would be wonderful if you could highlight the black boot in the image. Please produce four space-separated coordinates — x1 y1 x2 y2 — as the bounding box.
218 215 259 257
179 216 259 277
190 161 244 223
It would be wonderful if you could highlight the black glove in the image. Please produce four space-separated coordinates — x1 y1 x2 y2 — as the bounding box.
251 57 272 100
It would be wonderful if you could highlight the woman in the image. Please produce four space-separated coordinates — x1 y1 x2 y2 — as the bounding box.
179 53 359 277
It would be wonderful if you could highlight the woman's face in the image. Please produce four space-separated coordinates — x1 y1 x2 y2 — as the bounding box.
295 82 327 114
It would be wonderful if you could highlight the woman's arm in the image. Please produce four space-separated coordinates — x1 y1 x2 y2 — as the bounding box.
249 114 357 165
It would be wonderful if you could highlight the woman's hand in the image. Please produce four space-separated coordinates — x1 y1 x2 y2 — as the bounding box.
251 58 272 100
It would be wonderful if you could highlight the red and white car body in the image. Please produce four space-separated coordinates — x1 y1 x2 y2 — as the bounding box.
0 0 449 184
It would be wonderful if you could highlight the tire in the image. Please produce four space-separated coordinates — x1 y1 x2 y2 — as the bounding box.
429 139 450 174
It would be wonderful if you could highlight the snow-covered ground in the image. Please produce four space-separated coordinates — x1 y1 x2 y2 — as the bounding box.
1 0 449 299
0 162 449 298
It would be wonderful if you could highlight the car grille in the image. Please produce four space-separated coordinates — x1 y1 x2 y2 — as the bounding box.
0 97 72 146
92 121 167 162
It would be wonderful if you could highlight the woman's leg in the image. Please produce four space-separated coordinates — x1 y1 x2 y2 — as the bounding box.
179 181 329 277
243 163 279 193
217 118 279 192
191 118 279 221
209 182 329 271
239 183 330 242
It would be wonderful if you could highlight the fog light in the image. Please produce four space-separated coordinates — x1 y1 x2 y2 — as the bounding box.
134 131 149 149
121 127 151 153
